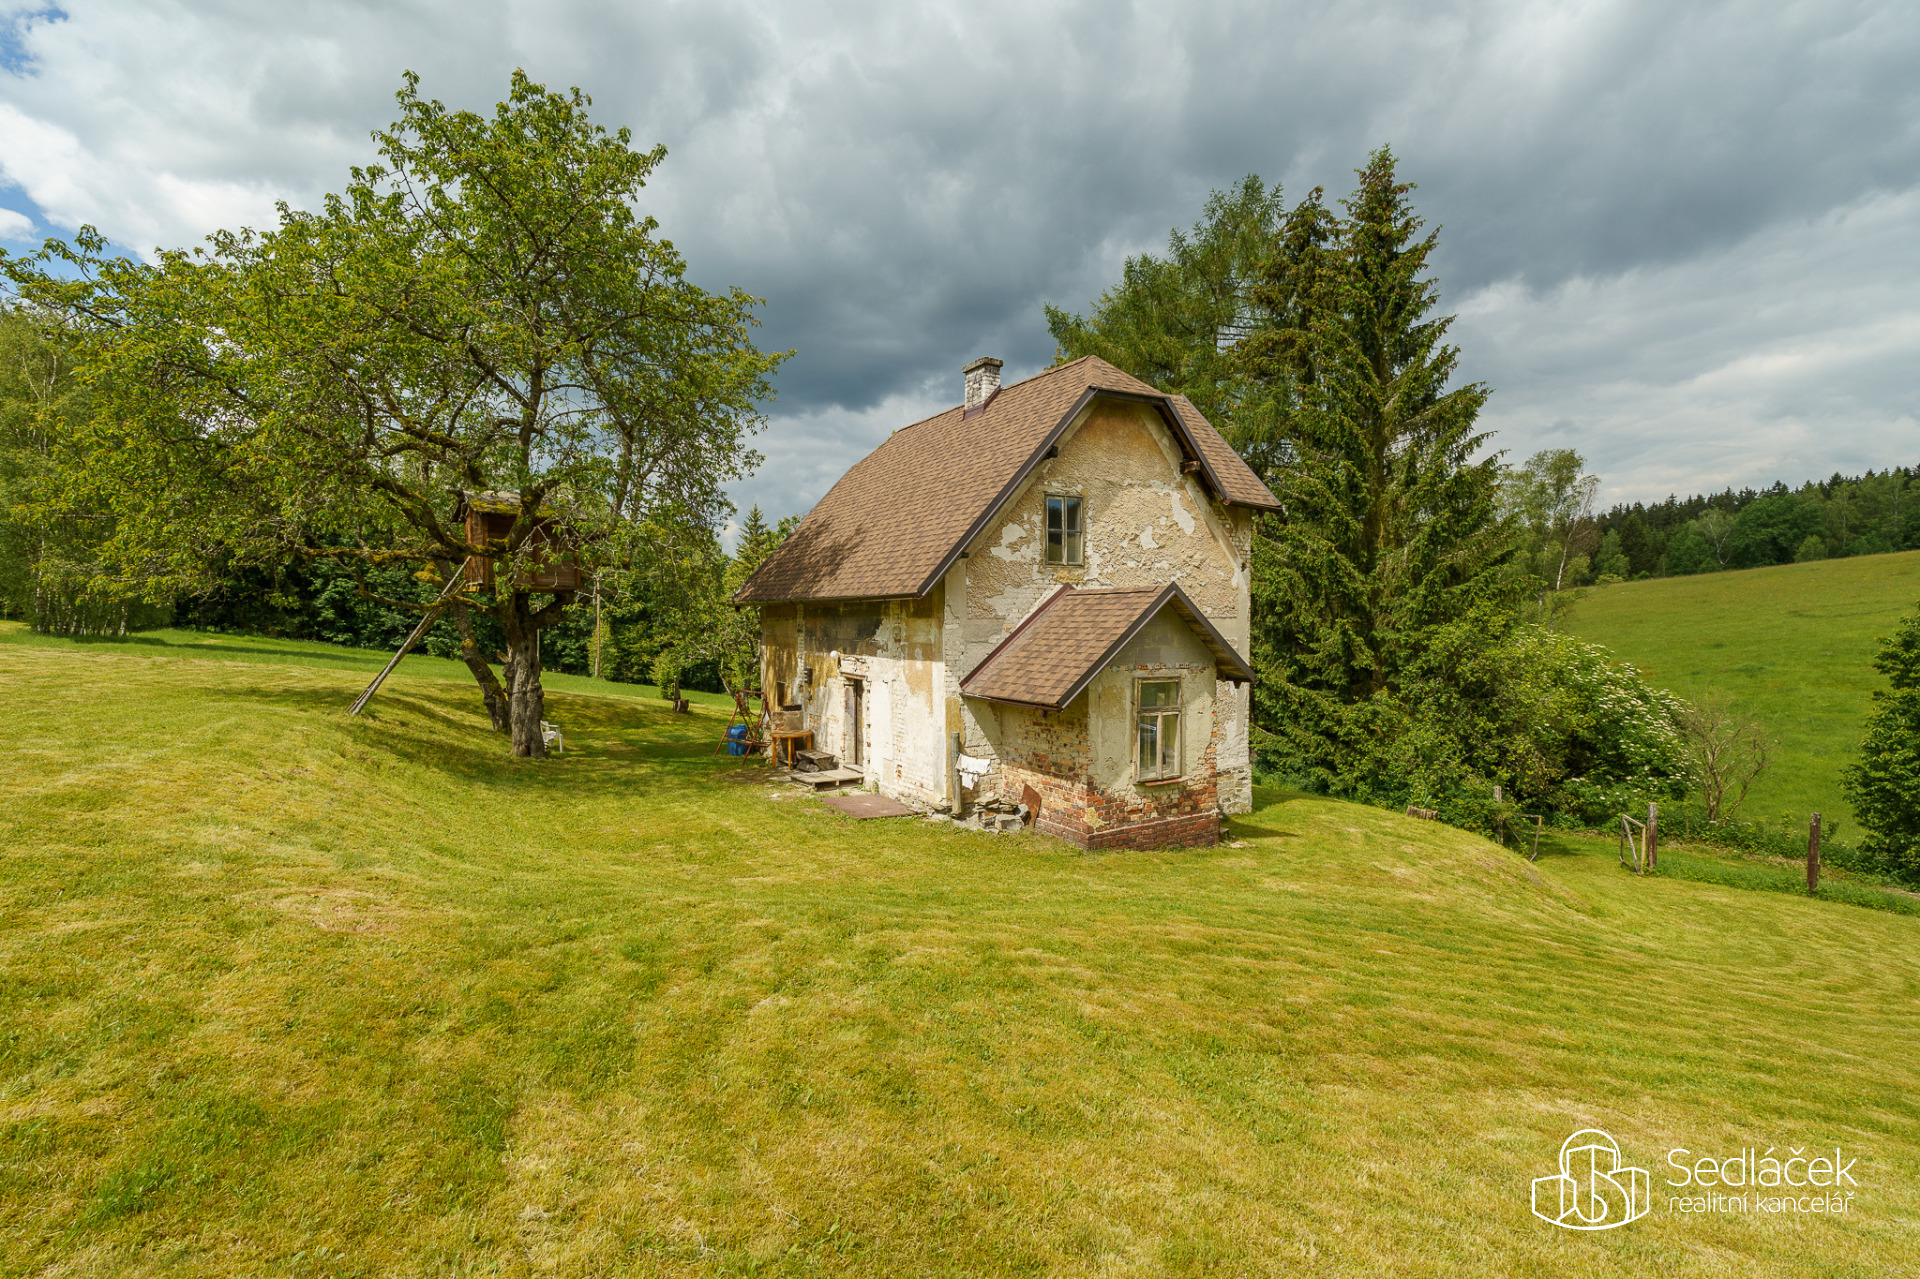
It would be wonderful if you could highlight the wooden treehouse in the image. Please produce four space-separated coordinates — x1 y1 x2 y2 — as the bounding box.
456 490 584 592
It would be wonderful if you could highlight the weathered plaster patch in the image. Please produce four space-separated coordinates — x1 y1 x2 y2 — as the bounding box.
1139 526 1158 549
990 519 1035 562
1169 489 1195 534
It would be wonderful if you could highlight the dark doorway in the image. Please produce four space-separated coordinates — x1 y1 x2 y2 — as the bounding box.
843 677 865 769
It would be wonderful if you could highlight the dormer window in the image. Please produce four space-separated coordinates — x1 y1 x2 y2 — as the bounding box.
1045 494 1083 565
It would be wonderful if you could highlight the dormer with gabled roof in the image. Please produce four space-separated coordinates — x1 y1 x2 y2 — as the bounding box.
739 355 1272 847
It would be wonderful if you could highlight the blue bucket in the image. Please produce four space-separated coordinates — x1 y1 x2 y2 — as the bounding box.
726 724 750 756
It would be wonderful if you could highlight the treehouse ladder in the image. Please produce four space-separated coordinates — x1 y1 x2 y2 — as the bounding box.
347 560 473 717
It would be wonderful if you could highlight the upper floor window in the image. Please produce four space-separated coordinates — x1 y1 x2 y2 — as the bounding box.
1045 494 1083 565
1137 678 1182 781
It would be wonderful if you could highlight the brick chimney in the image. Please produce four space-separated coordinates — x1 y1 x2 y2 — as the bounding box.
963 356 1003 410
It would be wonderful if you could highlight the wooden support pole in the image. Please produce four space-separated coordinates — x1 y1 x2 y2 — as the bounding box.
347 560 471 717
950 731 965 820
1808 812 1822 896
348 607 443 716
591 575 603 680
1647 801 1659 872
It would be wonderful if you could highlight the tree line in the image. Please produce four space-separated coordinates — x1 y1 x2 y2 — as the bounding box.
1496 451 1920 595
1592 470 1918 580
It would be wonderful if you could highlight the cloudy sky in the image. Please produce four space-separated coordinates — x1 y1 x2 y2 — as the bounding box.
2 0 1916 528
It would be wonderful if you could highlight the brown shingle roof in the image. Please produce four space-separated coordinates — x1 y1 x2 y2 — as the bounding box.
1168 395 1280 510
733 356 1279 604
959 584 1255 710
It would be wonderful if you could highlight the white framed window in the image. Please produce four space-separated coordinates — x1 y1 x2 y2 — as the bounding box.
1136 678 1182 782
1045 494 1083 565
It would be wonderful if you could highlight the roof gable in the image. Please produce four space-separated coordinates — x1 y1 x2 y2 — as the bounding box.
958 583 1255 710
733 357 1278 604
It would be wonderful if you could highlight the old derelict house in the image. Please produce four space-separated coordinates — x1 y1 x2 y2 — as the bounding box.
733 355 1280 848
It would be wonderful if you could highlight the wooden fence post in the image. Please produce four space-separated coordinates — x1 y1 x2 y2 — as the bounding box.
1808 812 1821 896
1647 802 1659 872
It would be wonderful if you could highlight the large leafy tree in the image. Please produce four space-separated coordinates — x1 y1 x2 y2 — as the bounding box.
0 307 168 634
2 71 785 756
1843 605 1920 879
1045 176 1290 440
646 504 798 696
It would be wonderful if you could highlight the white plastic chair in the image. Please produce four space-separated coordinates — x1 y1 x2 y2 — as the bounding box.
540 720 564 752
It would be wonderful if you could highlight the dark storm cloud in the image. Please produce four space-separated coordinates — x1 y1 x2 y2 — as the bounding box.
2 0 1915 521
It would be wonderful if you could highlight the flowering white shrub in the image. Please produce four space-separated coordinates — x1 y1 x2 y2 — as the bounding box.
1503 627 1689 822
1281 618 1692 827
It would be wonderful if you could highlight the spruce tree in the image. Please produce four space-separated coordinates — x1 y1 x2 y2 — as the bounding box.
1247 148 1519 791
1843 605 1920 878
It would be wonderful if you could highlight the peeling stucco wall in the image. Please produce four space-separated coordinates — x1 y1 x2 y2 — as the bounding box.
1084 613 1217 801
960 398 1248 640
759 592 948 806
984 609 1225 846
954 397 1254 814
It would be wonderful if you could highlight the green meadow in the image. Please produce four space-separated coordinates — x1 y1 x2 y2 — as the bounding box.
2 627 1917 1275
1561 549 1920 833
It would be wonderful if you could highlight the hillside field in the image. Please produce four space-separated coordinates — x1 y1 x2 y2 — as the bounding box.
0 623 734 708
1561 549 1920 833
2 630 1918 1275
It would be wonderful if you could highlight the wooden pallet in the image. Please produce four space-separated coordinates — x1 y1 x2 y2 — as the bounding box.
793 767 864 790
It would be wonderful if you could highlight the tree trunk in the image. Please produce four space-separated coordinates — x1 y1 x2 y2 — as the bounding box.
499 592 548 759
447 597 510 733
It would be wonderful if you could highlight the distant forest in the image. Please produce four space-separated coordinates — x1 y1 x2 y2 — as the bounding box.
1589 465 1919 581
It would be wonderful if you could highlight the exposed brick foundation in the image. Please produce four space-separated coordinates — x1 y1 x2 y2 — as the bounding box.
1007 758 1222 851
1037 806 1221 850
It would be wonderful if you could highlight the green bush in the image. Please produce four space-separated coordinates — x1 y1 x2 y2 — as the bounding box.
1731 493 1826 568
1261 620 1688 831
1664 525 1716 575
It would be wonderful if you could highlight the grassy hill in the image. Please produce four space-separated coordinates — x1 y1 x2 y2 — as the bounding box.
0 622 734 707
2 634 1918 1275
1561 550 1920 834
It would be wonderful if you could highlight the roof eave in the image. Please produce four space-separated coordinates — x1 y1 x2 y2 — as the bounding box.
732 588 925 606
959 582 1252 711
960 691 1072 711
915 386 1246 599
1224 495 1283 513
912 385 1107 598
1161 583 1257 683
